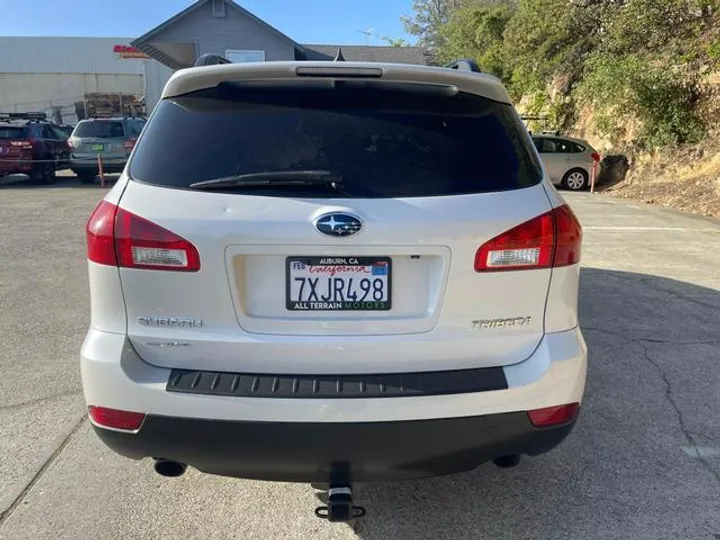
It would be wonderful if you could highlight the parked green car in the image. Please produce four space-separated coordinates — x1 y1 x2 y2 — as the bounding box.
68 117 145 183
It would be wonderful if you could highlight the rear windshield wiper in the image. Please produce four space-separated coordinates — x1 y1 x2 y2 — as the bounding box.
188 170 345 191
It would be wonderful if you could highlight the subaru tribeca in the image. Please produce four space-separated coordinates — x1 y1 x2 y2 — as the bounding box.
82 61 586 493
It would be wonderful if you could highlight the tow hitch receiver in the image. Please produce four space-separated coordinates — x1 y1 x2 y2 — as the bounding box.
314 485 366 522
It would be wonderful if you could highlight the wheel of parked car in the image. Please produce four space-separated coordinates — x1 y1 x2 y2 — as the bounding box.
562 168 588 191
40 161 56 185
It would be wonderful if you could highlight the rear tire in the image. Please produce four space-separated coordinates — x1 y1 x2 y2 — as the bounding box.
38 160 56 185
77 171 96 185
562 168 588 191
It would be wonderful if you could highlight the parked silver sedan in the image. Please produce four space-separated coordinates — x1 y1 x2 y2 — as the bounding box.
532 134 600 191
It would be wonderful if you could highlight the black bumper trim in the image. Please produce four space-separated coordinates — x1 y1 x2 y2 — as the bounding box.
166 366 508 399
93 412 577 483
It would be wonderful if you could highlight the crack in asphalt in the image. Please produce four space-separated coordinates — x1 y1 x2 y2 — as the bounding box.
0 390 82 412
641 346 720 485
583 326 720 485
581 326 720 347
0 416 86 527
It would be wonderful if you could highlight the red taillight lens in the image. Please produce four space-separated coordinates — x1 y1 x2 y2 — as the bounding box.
89 406 145 431
115 208 201 271
474 204 582 272
67 139 74 149
86 200 118 266
553 204 582 267
528 403 579 427
86 201 201 271
123 138 137 150
10 140 33 149
591 152 601 162
474 211 554 271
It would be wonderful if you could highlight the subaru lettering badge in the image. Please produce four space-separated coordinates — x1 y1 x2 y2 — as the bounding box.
314 213 363 237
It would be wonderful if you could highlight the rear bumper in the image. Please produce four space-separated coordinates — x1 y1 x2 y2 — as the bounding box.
71 158 126 173
0 159 32 174
82 327 586 482
93 412 577 483
82 327 586 423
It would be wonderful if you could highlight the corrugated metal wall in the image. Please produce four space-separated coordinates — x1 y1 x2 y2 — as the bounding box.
142 61 175 113
0 73 144 122
0 37 145 74
0 37 176 121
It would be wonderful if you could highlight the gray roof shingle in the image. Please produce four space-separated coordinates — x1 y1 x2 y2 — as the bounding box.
301 44 427 65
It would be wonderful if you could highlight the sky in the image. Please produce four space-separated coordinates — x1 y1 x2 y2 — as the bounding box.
0 0 416 46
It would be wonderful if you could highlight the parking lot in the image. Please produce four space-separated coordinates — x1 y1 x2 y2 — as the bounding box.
1 175 719 540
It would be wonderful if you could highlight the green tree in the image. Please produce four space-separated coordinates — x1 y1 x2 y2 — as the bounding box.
577 53 704 146
382 37 410 47
429 0 718 147
502 0 601 95
402 0 463 61
437 3 514 79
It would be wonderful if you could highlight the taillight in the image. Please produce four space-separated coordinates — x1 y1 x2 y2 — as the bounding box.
86 201 200 271
67 139 74 149
552 205 582 267
10 140 33 149
528 403 579 427
474 204 582 272
86 201 118 266
591 152 601 162
123 138 137 150
88 406 145 431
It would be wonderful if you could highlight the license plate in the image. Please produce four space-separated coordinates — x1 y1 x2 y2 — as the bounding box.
286 256 391 311
91 144 104 152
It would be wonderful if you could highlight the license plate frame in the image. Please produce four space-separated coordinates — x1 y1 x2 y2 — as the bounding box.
286 256 392 311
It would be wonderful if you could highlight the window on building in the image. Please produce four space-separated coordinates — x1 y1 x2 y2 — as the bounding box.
226 50 266 63
212 0 226 17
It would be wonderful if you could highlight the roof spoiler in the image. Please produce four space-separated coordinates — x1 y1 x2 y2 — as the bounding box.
194 54 232 67
445 59 482 73
0 112 48 121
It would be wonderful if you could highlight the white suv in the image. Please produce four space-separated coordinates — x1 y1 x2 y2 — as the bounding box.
82 60 586 516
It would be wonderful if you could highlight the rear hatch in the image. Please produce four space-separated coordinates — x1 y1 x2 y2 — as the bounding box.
0 125 30 169
110 76 560 374
71 120 129 159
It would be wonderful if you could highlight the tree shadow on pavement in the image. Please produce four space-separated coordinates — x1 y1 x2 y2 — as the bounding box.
351 268 720 540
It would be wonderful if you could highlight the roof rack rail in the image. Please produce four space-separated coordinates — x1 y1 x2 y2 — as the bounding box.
195 54 232 67
445 59 482 73
0 112 48 121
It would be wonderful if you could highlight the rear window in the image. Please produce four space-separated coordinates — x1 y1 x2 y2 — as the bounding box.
74 121 125 139
130 82 542 198
0 126 26 139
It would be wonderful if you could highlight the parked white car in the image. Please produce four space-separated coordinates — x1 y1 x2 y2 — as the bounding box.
532 134 600 191
82 58 587 522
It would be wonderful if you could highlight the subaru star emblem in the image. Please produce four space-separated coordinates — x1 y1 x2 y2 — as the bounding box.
314 213 363 237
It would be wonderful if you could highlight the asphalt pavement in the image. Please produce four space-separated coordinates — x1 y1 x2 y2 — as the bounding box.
1 173 719 540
